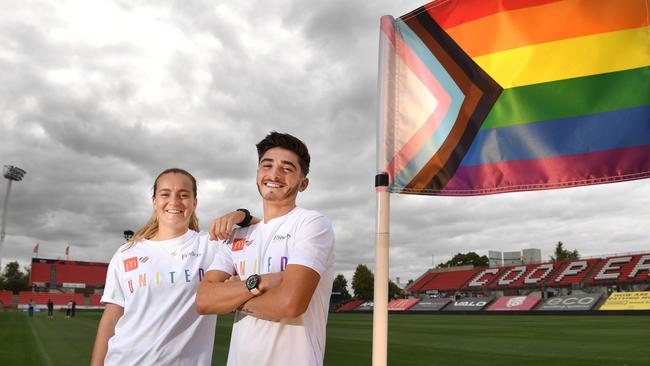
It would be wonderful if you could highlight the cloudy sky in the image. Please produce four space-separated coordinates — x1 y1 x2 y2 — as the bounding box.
1 0 649 285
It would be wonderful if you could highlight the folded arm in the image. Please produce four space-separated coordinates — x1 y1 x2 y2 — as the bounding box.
239 264 320 321
196 270 283 314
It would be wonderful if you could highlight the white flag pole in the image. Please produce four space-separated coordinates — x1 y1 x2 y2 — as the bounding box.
373 15 396 366
373 174 390 366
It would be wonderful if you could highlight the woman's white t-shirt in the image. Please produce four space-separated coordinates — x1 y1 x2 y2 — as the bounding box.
101 230 221 365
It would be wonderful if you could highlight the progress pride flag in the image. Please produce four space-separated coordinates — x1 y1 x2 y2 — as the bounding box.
486 295 541 311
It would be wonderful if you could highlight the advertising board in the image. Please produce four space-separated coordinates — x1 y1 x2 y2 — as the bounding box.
352 301 374 311
387 298 421 311
486 295 540 311
600 292 650 310
537 293 602 311
409 298 452 311
443 297 493 311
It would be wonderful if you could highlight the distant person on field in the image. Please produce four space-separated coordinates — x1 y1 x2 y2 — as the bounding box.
71 300 76 317
28 299 35 317
66 300 72 319
47 299 54 319
91 168 256 366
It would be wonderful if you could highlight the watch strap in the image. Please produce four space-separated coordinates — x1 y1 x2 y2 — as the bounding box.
236 208 253 227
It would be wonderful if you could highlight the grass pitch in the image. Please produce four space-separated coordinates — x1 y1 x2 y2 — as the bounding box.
0 310 648 365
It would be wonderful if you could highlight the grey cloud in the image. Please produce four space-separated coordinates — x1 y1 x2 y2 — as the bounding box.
1 0 648 284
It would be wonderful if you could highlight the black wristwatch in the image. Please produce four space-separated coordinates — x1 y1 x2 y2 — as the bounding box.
246 274 261 296
236 208 253 227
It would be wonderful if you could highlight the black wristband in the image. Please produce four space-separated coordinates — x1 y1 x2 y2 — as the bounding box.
236 208 253 227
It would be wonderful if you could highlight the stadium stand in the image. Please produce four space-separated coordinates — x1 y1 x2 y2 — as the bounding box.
405 272 438 293
547 258 601 287
464 267 507 291
487 262 563 290
336 299 364 312
0 290 13 308
31 258 108 288
90 293 104 307
419 268 480 292
17 291 84 307
406 253 650 298
588 253 650 285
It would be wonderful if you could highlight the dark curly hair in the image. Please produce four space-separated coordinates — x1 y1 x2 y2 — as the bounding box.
256 132 311 176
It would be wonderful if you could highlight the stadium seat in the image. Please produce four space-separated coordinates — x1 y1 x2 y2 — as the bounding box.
588 253 650 285
18 292 84 306
420 268 481 291
406 272 438 292
548 258 601 287
90 293 104 307
336 299 365 312
0 290 13 308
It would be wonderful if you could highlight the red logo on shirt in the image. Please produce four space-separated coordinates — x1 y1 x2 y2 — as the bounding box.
123 257 138 272
232 238 245 252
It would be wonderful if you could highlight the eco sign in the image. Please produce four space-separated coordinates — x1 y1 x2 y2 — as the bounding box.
537 293 602 311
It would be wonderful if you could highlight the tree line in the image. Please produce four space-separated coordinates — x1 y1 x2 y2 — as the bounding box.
0 261 30 293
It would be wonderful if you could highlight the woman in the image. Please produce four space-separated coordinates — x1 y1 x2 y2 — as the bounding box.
91 168 246 365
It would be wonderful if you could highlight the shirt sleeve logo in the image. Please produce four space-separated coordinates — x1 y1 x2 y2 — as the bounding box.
123 257 139 272
232 238 245 252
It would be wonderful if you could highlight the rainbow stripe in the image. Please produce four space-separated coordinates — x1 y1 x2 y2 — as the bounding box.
379 0 650 195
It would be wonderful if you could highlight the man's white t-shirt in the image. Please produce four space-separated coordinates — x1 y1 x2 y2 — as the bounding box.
101 230 221 366
212 207 335 366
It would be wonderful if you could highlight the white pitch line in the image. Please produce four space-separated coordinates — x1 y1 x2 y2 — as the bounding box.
26 317 55 366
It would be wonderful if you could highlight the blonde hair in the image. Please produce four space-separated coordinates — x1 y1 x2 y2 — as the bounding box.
125 168 200 249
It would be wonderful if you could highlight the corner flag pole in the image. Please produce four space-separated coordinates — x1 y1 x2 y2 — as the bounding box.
373 15 396 366
373 173 390 366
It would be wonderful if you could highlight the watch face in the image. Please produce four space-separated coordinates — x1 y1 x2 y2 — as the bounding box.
246 275 259 290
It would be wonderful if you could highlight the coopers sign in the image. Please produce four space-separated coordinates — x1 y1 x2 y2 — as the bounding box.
537 293 602 311
443 297 494 311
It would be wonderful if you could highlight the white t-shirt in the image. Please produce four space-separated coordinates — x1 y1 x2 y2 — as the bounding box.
101 230 221 366
212 207 335 366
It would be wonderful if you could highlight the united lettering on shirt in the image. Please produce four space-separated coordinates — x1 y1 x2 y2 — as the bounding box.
122 250 206 294
233 232 292 278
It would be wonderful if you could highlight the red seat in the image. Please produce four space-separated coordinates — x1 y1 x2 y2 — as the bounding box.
90 293 104 306
18 292 84 306
420 269 481 291
588 253 650 285
0 290 13 307
336 300 365 312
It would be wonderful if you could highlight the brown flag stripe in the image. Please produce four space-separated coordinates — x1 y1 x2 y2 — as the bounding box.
398 8 502 195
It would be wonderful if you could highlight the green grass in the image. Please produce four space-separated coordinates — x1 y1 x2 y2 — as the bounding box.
0 311 648 365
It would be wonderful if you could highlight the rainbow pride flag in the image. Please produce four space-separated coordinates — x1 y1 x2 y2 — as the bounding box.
378 0 650 195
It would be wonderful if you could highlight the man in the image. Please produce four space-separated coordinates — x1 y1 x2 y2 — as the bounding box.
47 299 54 319
197 132 335 366
28 299 35 317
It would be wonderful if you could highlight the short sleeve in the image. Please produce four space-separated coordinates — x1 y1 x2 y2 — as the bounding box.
288 215 335 276
207 239 236 275
101 252 125 307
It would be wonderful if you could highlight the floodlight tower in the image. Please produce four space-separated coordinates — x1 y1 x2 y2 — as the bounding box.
0 165 27 268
